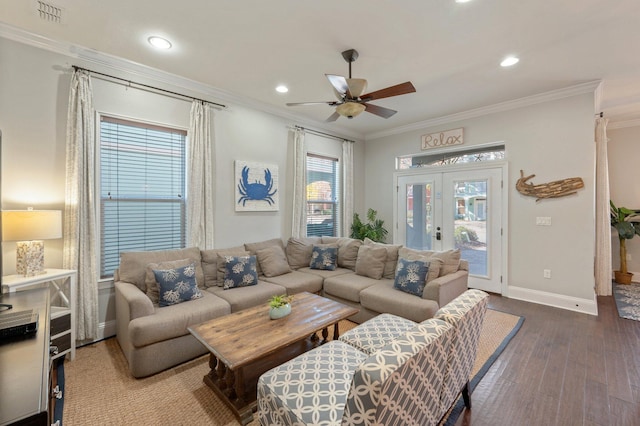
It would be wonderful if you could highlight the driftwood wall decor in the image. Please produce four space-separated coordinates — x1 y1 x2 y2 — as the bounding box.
516 170 584 202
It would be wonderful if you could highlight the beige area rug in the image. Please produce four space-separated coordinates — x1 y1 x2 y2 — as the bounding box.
63 310 522 426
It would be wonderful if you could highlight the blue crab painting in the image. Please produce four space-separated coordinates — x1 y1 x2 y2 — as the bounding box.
237 165 277 207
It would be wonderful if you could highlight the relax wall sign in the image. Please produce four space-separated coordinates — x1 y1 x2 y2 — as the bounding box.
421 128 463 150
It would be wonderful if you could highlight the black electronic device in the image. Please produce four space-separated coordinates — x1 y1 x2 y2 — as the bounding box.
0 309 39 340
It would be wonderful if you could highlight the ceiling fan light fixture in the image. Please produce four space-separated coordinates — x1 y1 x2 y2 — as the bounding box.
336 102 366 119
346 78 368 98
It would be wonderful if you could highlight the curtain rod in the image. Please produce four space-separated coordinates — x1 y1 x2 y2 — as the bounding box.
290 125 354 143
72 65 227 109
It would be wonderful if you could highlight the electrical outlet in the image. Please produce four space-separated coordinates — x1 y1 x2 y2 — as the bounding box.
543 269 551 279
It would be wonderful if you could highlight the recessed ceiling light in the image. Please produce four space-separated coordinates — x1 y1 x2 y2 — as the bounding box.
148 36 172 50
275 85 289 93
455 0 472 3
500 56 519 67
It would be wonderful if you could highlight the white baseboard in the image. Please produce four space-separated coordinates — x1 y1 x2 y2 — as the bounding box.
507 286 598 316
98 319 117 340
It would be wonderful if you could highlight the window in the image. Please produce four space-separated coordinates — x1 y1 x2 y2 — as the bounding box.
99 116 187 278
306 154 340 237
397 145 505 169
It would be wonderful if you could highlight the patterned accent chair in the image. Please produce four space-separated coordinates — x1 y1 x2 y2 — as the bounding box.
431 288 489 415
257 319 454 426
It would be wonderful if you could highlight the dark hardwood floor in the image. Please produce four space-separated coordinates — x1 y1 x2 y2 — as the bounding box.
453 293 640 426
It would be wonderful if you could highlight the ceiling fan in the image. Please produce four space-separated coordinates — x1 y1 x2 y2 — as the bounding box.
286 49 416 121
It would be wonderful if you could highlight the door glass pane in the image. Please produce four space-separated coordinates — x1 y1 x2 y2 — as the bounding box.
405 183 434 250
453 180 488 276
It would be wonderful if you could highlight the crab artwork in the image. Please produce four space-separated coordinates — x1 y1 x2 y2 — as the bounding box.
237 165 278 207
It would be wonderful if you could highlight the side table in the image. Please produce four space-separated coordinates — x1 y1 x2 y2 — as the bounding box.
2 269 77 361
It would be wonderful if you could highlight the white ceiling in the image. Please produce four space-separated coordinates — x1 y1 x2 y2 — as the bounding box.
2 0 640 139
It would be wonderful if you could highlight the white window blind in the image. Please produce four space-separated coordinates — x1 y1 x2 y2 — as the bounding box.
100 116 186 278
306 154 340 237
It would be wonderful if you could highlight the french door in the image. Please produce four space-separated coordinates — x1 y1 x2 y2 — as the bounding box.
395 166 505 294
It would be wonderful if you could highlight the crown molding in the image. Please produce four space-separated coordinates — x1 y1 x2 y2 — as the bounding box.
607 118 640 130
365 81 602 140
0 22 364 142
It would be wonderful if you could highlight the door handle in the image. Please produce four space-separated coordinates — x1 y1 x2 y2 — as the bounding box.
436 226 441 241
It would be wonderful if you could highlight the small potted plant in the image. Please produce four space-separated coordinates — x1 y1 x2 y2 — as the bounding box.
350 208 388 242
610 200 640 284
268 294 293 319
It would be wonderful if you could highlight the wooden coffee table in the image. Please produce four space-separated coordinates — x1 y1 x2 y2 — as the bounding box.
188 292 359 425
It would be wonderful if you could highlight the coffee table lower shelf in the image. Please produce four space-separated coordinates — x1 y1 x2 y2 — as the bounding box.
203 336 325 425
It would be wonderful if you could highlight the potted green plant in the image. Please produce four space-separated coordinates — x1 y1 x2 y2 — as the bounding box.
350 208 388 242
268 294 293 319
610 200 640 284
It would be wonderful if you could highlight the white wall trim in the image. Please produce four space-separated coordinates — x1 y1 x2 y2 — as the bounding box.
0 21 362 142
98 319 117 341
508 285 598 316
608 118 640 130
366 81 602 140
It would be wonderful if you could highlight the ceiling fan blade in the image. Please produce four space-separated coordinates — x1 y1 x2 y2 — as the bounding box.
361 82 416 101
364 103 397 119
286 102 336 106
325 111 341 122
326 74 351 97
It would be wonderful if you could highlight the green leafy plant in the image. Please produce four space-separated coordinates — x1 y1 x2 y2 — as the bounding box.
454 226 479 245
350 208 388 242
610 200 640 277
268 294 293 309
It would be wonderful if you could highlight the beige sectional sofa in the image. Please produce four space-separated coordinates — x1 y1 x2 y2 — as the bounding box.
114 237 469 377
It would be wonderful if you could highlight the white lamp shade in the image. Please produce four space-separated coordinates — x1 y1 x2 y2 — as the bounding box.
2 210 63 241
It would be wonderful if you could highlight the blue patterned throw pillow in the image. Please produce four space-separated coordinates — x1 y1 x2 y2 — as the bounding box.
153 262 203 307
393 258 429 297
223 255 258 289
309 246 338 271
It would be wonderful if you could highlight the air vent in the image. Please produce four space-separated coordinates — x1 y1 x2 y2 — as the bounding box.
34 0 65 24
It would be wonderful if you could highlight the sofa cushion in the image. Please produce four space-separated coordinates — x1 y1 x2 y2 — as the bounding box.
245 238 286 276
398 247 443 283
323 272 381 303
360 281 440 322
297 266 353 279
152 262 203 307
354 245 387 279
119 247 204 292
285 237 321 270
322 237 362 270
223 255 259 289
393 257 429 297
363 238 401 279
207 281 286 312
261 270 323 294
309 245 338 270
257 340 369 426
129 291 230 348
145 258 193 305
201 245 248 287
431 249 462 276
256 244 292 277
338 313 417 355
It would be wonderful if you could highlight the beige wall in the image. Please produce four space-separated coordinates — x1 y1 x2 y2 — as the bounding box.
363 94 597 307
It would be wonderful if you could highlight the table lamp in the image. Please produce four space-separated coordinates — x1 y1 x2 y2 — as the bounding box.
1 209 62 276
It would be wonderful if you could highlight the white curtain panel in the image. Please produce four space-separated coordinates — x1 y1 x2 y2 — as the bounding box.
63 69 99 340
187 101 215 249
342 140 354 237
291 129 307 237
595 117 612 296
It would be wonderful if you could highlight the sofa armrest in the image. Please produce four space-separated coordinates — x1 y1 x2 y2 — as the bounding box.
115 281 155 321
422 270 468 307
